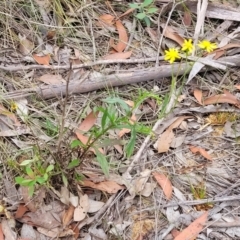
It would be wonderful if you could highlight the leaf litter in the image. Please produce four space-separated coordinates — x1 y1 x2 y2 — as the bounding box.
1 0 240 239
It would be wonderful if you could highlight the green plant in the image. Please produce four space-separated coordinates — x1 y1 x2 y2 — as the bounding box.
129 0 158 26
43 118 59 137
70 91 161 176
15 155 54 196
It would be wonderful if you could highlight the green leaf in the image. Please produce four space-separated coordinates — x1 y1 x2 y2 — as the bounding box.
15 176 24 184
144 17 151 27
62 174 68 187
103 97 130 113
95 149 109 176
67 159 80 169
46 164 54 173
101 109 109 129
28 185 35 197
129 3 139 9
43 173 48 181
135 124 152 135
142 0 153 7
97 139 125 148
136 12 146 20
125 127 136 158
74 173 85 182
25 166 34 178
147 7 158 13
21 179 35 186
36 176 46 184
19 159 34 166
70 139 81 148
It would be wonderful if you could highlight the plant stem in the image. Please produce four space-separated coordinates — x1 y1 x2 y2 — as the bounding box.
57 61 72 154
79 124 115 159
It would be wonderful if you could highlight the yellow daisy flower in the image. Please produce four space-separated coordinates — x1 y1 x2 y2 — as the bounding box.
10 101 18 112
164 48 181 64
181 39 194 54
198 40 217 53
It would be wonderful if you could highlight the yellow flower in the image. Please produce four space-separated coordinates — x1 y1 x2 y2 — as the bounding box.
198 40 217 53
164 48 181 64
10 101 18 112
181 39 194 54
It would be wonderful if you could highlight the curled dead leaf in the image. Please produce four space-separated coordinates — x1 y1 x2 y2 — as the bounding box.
80 180 125 194
194 89 203 105
98 14 115 26
156 116 191 153
62 205 75 227
162 25 184 46
74 194 89 222
103 51 132 60
33 54 51 65
189 145 213 161
110 20 128 52
174 211 208 240
152 172 172 200
203 90 240 108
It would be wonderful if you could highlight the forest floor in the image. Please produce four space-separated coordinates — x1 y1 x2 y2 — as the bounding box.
1 0 240 239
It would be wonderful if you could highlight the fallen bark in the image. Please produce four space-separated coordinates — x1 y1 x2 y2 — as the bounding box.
2 55 240 100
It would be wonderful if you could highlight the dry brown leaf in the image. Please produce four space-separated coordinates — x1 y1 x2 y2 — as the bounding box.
78 111 98 133
183 11 192 26
0 224 3 240
134 169 151 194
98 14 115 26
118 8 135 19
20 186 45 212
203 90 240 108
125 100 135 107
18 35 34 55
152 172 172 200
118 113 136 137
162 25 184 46
156 116 190 153
189 145 213 161
69 223 80 240
103 51 132 60
62 205 75 227
75 111 104 154
169 116 190 130
88 199 105 213
33 54 51 65
15 204 28 219
171 228 180 238
213 43 240 59
174 211 208 240
194 89 203 105
38 74 65 85
74 194 89 222
157 129 174 153
1 220 15 240
19 211 61 229
110 20 128 52
0 104 21 127
80 180 125 194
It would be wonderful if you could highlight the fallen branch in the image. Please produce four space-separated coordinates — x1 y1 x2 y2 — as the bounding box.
3 62 192 99
137 195 240 212
1 55 240 100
